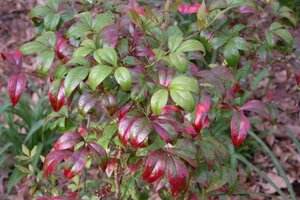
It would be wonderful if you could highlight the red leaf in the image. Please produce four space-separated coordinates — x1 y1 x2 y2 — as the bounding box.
158 67 175 88
194 95 211 132
105 158 117 178
48 80 66 112
152 120 178 144
64 147 89 179
88 142 107 170
166 157 189 196
54 132 83 150
78 92 97 114
230 111 250 147
117 103 133 121
178 3 201 14
118 113 142 145
36 197 48 200
1 50 22 68
130 117 152 147
8 73 27 106
55 35 73 63
43 150 72 178
127 0 145 15
240 100 271 120
78 126 89 136
142 151 166 183
128 159 142 175
102 24 119 48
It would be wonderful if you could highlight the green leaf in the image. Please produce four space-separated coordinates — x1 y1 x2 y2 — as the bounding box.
168 36 183 52
64 67 89 97
44 13 60 30
81 39 96 49
46 0 60 11
197 0 208 29
274 29 293 45
88 65 113 90
93 12 114 32
29 5 51 18
167 26 183 37
114 67 132 91
176 39 205 53
231 24 246 35
211 36 230 49
151 89 169 115
94 48 118 67
36 50 55 75
78 11 93 28
73 47 94 58
223 41 240 67
97 124 118 150
170 89 195 112
232 37 250 51
170 76 199 94
169 52 189 73
36 31 56 47
20 41 47 55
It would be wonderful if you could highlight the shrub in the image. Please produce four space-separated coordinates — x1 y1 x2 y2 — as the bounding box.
1 0 297 199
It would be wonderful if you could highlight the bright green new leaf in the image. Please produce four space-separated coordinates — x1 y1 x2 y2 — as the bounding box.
88 65 113 90
114 67 132 91
65 67 89 97
94 48 118 67
73 47 94 58
170 89 195 112
20 41 47 55
151 89 169 115
170 76 199 94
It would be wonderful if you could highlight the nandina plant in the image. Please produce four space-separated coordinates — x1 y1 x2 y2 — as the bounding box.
1 0 297 199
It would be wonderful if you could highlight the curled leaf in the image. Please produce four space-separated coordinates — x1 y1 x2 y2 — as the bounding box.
8 73 27 106
64 147 89 179
54 132 83 150
142 151 166 183
43 150 72 178
48 80 66 112
194 95 211 132
230 111 250 147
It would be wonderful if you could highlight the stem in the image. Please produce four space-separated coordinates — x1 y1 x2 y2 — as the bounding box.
114 147 122 199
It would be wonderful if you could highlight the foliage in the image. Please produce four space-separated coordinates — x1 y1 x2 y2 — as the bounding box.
0 0 298 199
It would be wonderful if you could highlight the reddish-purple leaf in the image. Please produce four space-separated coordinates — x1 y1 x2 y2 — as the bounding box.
227 83 241 99
118 112 142 145
185 124 198 138
194 95 211 132
8 73 27 106
78 92 97 114
36 197 48 200
130 117 152 147
127 0 145 15
64 147 89 179
158 67 175 88
166 157 189 196
152 120 178 144
230 111 250 147
88 142 107 170
128 159 142 175
239 6 256 14
178 3 201 14
142 151 166 183
48 80 66 112
105 158 117 178
54 132 83 150
240 100 271 120
78 126 89 136
136 45 155 58
117 103 133 121
55 35 73 63
161 105 184 123
1 50 22 68
43 150 72 178
102 24 119 48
